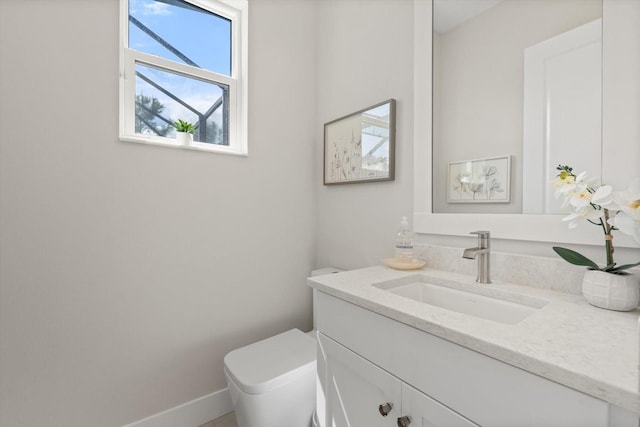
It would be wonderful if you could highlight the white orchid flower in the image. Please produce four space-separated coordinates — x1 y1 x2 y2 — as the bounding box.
570 187 592 208
560 183 587 208
551 176 571 193
609 178 640 243
611 212 640 243
562 205 604 229
591 184 614 207
551 166 640 274
553 170 587 197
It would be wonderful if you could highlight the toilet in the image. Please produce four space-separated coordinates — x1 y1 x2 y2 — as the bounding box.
223 268 341 427
224 329 316 427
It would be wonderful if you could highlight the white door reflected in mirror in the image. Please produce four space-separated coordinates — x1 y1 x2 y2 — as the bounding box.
522 19 602 214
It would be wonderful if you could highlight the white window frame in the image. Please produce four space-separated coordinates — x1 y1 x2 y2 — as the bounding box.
119 0 248 156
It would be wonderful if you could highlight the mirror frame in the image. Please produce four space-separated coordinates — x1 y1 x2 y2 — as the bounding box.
412 0 635 248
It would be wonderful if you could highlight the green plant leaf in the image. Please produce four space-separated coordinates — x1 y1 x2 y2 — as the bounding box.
173 119 196 133
608 261 640 273
552 247 600 270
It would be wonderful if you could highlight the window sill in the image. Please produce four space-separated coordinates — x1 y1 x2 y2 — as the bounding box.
119 135 248 157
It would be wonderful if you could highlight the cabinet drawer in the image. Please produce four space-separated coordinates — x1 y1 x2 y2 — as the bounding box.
316 291 609 427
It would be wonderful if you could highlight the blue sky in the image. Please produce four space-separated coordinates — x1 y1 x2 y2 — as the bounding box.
129 0 231 76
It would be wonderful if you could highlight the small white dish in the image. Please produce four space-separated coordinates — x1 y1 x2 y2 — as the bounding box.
383 258 426 270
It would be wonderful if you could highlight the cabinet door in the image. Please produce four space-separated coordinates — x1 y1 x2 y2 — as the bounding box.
317 332 401 427
401 383 479 427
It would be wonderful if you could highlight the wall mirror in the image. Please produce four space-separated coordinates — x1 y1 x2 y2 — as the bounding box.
432 0 602 214
412 0 637 247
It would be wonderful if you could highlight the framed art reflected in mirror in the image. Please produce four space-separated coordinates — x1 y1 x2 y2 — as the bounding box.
447 156 511 203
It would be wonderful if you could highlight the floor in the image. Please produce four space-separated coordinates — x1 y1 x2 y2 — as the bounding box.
198 412 237 427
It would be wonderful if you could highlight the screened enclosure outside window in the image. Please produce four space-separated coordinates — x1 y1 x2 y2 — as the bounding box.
120 0 248 155
135 63 228 144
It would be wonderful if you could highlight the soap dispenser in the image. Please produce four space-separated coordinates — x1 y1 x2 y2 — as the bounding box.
395 217 414 261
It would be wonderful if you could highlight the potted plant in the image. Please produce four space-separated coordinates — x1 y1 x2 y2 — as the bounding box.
173 119 195 145
551 165 640 311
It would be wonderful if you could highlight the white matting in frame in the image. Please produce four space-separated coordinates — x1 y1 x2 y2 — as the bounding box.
447 156 511 203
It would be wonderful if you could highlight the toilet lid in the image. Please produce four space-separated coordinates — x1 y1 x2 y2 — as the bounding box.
224 328 316 394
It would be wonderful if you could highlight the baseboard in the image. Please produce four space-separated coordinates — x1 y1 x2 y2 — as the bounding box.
122 387 232 427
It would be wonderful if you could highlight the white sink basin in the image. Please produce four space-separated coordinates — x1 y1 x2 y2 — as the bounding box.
374 277 548 324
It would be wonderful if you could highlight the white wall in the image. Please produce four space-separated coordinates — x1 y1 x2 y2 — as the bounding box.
315 0 416 271
0 1 317 426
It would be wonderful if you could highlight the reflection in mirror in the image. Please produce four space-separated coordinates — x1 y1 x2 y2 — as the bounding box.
522 18 601 213
432 0 602 214
323 99 396 185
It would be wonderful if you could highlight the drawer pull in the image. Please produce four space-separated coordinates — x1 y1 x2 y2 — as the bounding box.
378 402 393 416
397 415 412 427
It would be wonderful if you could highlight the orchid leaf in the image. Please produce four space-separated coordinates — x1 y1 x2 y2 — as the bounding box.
607 261 640 273
552 247 600 270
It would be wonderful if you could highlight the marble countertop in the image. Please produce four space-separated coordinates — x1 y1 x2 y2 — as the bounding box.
308 265 640 413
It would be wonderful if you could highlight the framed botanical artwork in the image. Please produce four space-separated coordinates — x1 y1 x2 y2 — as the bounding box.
324 99 396 185
447 156 511 203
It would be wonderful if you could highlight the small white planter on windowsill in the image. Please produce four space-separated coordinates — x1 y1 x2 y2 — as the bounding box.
173 119 196 146
176 131 193 146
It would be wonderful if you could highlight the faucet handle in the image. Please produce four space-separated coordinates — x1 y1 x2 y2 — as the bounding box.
470 231 490 249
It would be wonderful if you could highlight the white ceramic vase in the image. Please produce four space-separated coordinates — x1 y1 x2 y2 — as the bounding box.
582 270 640 311
176 131 193 145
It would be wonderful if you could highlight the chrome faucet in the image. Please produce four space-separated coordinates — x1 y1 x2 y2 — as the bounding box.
463 231 491 284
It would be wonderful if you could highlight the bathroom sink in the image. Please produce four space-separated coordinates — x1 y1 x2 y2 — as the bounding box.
373 276 547 324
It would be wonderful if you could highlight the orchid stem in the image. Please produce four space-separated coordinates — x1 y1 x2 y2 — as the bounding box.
602 209 614 266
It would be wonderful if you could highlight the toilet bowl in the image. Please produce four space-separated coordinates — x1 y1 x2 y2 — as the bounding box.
223 268 341 427
224 329 316 427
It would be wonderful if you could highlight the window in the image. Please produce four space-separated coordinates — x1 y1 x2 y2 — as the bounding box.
119 0 248 155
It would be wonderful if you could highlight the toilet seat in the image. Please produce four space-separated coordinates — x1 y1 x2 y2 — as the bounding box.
224 328 316 394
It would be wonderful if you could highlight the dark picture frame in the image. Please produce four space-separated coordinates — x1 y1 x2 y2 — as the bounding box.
323 99 396 185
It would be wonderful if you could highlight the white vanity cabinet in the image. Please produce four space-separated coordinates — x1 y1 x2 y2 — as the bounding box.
315 291 636 427
318 332 477 427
